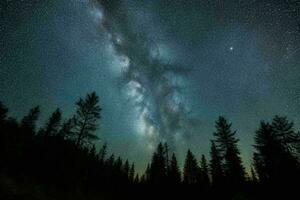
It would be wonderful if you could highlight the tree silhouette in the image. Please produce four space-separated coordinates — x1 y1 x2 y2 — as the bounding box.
2 94 300 199
123 159 130 179
58 118 75 139
253 121 277 183
183 149 200 184
142 164 151 183
149 143 168 184
200 154 210 188
98 143 108 164
73 92 102 147
40 108 62 137
209 140 224 187
254 117 300 186
168 153 181 184
129 163 135 183
271 116 300 154
21 106 40 134
213 116 245 186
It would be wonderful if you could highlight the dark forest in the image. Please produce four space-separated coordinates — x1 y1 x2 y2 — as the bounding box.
1 92 300 199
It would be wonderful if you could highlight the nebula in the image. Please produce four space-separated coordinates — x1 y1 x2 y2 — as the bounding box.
91 0 195 150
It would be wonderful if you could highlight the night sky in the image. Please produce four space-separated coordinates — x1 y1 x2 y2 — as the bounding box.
2 0 300 173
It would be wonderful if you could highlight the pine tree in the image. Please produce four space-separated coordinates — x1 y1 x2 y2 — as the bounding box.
107 154 115 168
149 143 167 184
200 154 210 187
114 157 123 178
40 108 62 137
254 118 300 185
209 141 224 187
129 163 135 183
73 92 102 147
271 116 300 154
21 106 40 134
213 116 245 186
98 143 107 163
58 118 75 139
253 121 277 182
123 159 130 179
168 153 181 184
183 149 200 184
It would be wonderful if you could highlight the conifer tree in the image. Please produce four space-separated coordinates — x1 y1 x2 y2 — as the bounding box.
254 118 300 184
129 163 135 183
200 154 210 187
271 116 300 154
40 108 62 137
253 121 276 182
168 153 181 184
213 116 245 186
73 92 101 147
58 118 75 139
123 159 130 179
209 141 224 187
98 143 107 163
183 149 200 184
149 143 167 184
21 106 40 134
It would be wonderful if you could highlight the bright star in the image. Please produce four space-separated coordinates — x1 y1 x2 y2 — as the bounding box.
230 46 234 51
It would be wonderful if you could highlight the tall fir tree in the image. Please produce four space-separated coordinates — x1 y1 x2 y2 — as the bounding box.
98 143 107 164
123 159 130 179
213 116 245 186
73 92 101 147
209 141 224 187
271 116 300 154
58 118 75 139
149 143 168 184
168 153 181 184
129 163 135 183
40 108 62 137
183 149 200 184
254 117 300 185
200 154 210 187
21 106 40 134
253 121 277 182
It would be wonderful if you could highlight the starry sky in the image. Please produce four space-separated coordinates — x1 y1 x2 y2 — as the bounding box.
1 0 300 173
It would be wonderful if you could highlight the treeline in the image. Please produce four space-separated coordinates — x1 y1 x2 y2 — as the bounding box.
1 92 300 199
138 116 300 199
0 92 137 199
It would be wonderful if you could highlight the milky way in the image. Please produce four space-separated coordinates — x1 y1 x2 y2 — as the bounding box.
90 0 198 150
2 0 300 172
